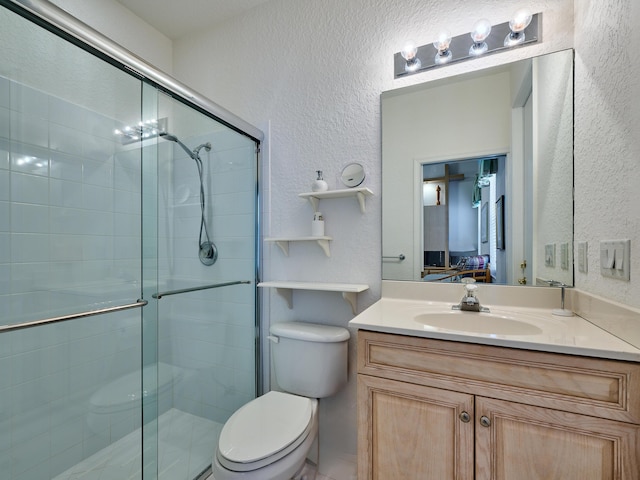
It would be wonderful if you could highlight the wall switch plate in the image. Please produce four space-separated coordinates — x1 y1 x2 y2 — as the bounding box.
545 244 556 267
560 243 569 270
578 241 588 273
600 239 630 281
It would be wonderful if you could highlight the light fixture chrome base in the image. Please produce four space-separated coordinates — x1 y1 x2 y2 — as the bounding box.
394 13 540 78
199 241 218 266
116 117 168 144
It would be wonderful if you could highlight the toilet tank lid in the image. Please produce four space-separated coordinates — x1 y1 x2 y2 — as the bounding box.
270 321 350 342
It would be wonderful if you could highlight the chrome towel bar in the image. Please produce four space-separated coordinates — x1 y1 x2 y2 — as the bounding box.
0 299 148 333
382 254 406 261
152 280 251 299
0 281 253 332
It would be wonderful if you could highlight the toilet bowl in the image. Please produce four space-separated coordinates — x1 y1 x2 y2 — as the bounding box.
212 391 318 480
87 362 181 437
212 321 350 480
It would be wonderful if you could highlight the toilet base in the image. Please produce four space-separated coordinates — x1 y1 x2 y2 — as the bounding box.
293 459 317 480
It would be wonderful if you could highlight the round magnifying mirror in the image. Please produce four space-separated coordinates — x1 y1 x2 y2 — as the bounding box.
340 163 365 188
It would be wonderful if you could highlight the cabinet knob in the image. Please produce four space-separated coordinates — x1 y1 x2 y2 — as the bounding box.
459 411 471 423
480 415 491 427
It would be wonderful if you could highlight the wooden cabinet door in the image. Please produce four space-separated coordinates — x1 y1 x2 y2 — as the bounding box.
358 375 474 480
475 396 640 480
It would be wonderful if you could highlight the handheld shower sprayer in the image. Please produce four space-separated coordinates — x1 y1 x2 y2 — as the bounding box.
194 142 212 156
160 131 218 266
160 132 197 159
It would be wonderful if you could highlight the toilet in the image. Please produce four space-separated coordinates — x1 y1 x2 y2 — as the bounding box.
212 321 350 480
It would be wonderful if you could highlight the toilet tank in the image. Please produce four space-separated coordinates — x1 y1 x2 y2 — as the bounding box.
269 321 350 398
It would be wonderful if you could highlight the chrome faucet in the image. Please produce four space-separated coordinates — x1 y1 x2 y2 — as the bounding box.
452 281 490 313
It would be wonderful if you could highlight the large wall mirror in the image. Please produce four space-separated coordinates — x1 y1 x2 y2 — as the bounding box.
382 49 574 286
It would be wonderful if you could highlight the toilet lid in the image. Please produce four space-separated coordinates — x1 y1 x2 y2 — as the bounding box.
218 391 313 464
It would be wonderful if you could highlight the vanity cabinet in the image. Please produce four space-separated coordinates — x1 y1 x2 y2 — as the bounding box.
357 330 640 479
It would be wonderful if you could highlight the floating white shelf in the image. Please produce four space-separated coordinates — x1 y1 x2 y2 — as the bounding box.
299 187 374 213
265 236 332 257
258 281 369 314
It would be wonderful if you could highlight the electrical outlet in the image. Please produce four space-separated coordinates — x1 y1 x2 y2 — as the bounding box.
600 240 630 281
545 244 556 268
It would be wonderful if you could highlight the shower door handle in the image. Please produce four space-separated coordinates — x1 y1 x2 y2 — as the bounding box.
152 280 252 299
0 299 148 334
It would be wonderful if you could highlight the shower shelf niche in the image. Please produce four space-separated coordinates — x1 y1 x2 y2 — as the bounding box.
299 187 374 213
266 236 333 257
258 281 369 314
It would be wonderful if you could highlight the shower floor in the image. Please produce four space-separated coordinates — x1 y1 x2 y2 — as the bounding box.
53 409 222 480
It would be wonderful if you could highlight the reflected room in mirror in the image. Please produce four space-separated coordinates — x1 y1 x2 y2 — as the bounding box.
382 49 574 286
421 156 504 283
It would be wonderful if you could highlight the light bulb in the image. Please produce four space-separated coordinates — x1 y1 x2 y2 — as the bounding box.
505 9 532 46
401 40 418 61
470 18 492 55
401 40 421 72
510 9 532 33
433 30 452 65
470 19 492 43
433 30 452 52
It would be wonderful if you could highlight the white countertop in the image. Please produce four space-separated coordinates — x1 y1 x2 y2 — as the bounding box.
349 297 640 362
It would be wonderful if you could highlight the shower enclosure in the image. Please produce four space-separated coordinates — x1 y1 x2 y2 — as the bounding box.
0 2 261 479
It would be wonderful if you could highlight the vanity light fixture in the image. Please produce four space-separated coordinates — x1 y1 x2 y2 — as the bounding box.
505 9 533 46
394 11 540 78
469 18 492 55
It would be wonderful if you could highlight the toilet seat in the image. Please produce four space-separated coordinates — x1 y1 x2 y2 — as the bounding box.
217 391 315 472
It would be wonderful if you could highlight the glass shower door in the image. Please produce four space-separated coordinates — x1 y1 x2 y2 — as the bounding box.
0 4 146 479
143 90 259 479
1 3 260 479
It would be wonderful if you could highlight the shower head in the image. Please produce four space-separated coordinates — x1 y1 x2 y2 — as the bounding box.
160 132 212 161
160 131 198 160
159 132 178 143
194 142 212 156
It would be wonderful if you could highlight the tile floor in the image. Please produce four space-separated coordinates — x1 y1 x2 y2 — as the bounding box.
53 407 354 480
53 409 222 480
204 474 333 480
204 455 356 480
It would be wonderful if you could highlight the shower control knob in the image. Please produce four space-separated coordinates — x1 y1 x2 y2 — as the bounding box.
199 241 218 266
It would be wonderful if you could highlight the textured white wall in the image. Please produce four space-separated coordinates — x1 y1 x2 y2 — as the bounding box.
170 0 574 476
573 0 640 306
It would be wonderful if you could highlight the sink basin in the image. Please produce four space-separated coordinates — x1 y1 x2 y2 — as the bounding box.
414 311 543 336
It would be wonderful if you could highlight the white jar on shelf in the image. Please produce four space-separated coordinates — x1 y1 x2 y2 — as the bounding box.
311 212 325 236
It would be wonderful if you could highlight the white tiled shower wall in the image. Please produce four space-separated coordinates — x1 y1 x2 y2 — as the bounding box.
157 125 257 425
0 74 145 479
